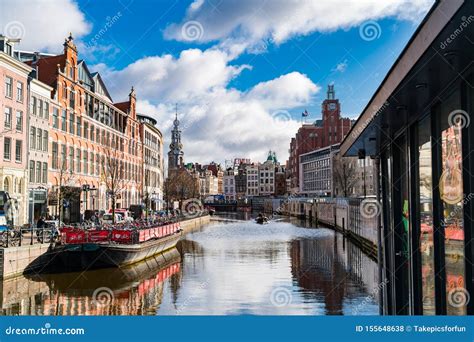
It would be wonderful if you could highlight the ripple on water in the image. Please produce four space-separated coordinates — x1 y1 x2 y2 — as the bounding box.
188 220 334 244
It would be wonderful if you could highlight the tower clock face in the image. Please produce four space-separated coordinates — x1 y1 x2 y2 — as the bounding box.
328 103 336 110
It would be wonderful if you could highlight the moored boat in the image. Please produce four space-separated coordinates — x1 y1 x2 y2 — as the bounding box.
54 222 182 271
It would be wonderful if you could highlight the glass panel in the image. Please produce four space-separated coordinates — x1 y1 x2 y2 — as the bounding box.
440 96 466 315
418 117 435 314
393 135 411 314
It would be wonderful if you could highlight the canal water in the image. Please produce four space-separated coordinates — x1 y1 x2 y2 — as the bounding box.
1 214 379 315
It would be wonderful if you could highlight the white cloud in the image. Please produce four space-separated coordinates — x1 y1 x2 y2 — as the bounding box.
164 0 433 48
94 48 318 165
0 0 91 53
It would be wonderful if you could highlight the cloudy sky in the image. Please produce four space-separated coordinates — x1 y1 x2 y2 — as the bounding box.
0 0 434 165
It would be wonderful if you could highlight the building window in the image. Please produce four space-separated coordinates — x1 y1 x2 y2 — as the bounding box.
15 110 23 131
16 81 23 102
76 148 81 173
5 76 12 98
29 161 35 182
15 140 22 162
61 110 67 131
76 117 81 137
43 131 48 152
42 162 47 183
36 161 41 183
84 122 89 140
30 96 36 115
43 102 49 119
3 178 10 192
70 89 75 108
83 151 88 174
53 107 59 128
440 96 466 315
30 127 36 150
52 142 58 169
36 128 42 151
90 152 94 175
4 107 12 129
69 147 74 172
90 125 94 141
61 145 67 170
37 99 43 118
69 113 75 133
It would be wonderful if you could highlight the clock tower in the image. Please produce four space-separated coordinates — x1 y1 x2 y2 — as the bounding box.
322 85 342 145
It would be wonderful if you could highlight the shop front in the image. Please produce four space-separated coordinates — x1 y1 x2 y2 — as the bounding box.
340 0 473 315
28 188 48 224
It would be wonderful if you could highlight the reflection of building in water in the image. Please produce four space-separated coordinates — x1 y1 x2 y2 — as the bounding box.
290 231 378 314
6 249 181 315
0 274 50 315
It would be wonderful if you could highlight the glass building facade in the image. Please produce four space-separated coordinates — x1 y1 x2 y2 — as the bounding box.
340 0 473 315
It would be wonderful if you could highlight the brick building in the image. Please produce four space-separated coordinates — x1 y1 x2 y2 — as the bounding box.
26 35 142 221
287 85 351 193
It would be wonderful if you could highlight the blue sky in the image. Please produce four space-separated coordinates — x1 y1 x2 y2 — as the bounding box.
1 0 434 164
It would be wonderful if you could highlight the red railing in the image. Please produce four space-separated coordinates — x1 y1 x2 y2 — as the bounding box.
60 222 181 245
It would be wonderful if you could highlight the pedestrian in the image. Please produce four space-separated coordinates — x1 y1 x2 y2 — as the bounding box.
37 216 46 229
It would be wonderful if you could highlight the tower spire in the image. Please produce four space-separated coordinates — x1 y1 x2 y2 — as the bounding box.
327 84 335 100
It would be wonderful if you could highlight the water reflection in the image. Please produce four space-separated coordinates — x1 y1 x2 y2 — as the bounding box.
2 214 379 315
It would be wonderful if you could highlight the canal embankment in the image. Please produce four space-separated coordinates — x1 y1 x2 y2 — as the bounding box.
270 198 378 260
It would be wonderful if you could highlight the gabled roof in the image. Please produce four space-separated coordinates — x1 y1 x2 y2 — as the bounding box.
114 101 130 114
77 60 94 90
26 54 65 88
91 72 113 102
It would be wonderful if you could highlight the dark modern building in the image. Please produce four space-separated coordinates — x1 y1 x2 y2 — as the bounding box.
341 0 473 315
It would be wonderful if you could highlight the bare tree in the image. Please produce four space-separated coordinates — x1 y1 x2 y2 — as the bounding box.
332 153 358 198
164 169 200 208
101 149 130 223
53 159 76 224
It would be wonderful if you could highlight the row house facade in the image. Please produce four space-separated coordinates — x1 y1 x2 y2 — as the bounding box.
0 36 29 225
138 114 164 210
223 168 236 201
27 78 56 223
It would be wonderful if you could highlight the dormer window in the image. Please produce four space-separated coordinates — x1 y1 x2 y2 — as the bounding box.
6 43 12 56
